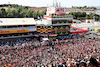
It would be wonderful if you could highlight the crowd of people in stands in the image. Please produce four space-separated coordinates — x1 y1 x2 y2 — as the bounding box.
0 37 100 67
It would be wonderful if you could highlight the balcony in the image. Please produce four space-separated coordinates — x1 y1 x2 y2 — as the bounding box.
0 26 37 32
51 15 73 18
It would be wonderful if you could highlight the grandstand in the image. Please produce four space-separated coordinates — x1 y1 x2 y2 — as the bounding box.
0 18 37 39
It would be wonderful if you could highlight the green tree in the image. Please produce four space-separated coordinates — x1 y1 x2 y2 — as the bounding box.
11 10 16 17
77 12 81 17
37 10 40 16
6 8 16 18
72 6 75 8
88 13 94 19
83 6 87 8
81 12 86 17
15 7 29 18
94 14 99 21
39 10 46 16
7 8 12 17
11 4 17 8
78 7 82 9
14 9 20 18
0 8 7 17
69 12 86 20
26 10 34 17
69 12 77 19
33 11 38 19
91 6 97 9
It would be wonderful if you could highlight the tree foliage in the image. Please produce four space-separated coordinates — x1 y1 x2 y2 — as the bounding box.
69 12 99 21
0 6 46 19
72 6 97 9
69 12 86 20
88 13 100 21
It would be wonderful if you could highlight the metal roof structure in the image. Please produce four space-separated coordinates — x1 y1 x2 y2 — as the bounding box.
0 18 36 26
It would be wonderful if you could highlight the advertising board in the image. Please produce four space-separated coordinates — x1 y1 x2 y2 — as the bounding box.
47 7 55 13
37 26 51 34
55 8 65 13
0 30 29 34
52 29 69 32
47 7 65 14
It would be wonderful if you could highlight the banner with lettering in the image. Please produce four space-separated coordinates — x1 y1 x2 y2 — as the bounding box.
0 30 29 34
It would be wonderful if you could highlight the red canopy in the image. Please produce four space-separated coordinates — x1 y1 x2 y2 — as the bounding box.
71 26 88 34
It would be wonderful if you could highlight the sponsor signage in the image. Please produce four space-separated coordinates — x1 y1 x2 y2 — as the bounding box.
0 30 29 34
43 15 51 18
47 7 65 14
47 7 55 13
53 29 69 32
47 8 51 12
56 8 64 13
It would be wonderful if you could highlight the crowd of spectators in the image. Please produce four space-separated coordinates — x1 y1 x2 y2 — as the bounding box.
0 37 100 67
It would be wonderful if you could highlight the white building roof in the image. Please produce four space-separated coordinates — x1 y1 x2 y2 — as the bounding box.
36 19 51 26
0 18 36 26
73 19 81 22
36 20 44 25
